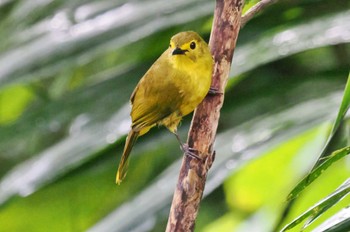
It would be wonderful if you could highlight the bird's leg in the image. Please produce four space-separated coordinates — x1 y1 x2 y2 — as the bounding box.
208 87 223 95
174 132 202 160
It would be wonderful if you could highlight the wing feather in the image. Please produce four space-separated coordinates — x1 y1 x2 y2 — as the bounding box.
130 53 184 130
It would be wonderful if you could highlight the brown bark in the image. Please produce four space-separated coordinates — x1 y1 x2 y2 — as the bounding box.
241 0 279 28
166 0 244 231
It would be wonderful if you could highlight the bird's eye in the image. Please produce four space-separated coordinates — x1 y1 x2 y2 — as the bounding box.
190 41 196 49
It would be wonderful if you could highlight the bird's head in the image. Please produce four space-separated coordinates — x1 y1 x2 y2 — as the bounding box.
169 31 211 63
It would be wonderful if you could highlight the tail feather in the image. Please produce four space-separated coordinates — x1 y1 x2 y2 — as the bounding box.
116 130 139 184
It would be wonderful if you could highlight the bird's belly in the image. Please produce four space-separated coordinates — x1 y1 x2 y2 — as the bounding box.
178 74 211 116
160 76 209 132
159 112 182 133
179 95 204 116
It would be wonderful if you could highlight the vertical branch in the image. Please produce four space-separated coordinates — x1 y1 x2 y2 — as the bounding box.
166 0 244 231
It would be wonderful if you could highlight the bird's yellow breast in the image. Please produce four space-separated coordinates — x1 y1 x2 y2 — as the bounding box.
170 53 213 116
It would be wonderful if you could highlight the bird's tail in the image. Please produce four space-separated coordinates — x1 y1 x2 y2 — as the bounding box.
116 130 139 184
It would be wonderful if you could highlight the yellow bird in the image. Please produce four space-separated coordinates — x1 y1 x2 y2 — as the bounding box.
116 31 213 184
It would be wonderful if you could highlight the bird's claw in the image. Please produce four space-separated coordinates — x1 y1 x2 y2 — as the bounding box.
181 143 202 160
208 87 223 95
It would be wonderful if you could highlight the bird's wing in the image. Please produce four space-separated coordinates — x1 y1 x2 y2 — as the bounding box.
130 57 184 130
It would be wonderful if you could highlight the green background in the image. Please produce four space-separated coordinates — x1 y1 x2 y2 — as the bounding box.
0 0 349 231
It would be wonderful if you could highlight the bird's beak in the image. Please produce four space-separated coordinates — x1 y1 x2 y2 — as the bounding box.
172 47 187 55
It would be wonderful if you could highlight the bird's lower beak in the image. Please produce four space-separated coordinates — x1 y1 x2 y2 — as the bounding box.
172 47 187 55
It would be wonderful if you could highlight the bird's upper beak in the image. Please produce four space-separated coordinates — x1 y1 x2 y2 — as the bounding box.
172 47 187 55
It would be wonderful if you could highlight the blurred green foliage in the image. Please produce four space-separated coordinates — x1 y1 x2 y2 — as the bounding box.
0 0 349 231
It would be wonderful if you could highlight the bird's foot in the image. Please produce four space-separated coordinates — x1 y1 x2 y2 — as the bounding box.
208 87 223 95
181 143 202 160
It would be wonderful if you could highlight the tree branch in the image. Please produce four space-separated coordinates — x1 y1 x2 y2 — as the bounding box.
165 0 244 231
241 0 278 28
